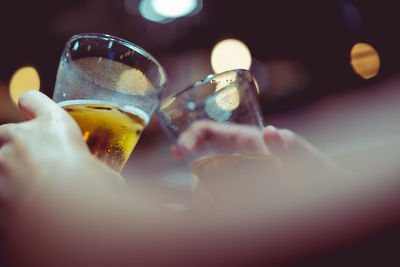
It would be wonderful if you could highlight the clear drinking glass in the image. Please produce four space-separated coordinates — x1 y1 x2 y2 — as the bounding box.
53 33 167 172
157 69 278 201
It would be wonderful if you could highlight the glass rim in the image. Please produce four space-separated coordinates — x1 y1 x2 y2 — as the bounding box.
67 32 168 88
160 69 252 104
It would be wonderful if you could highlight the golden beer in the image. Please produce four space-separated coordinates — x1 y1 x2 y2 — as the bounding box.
60 100 148 172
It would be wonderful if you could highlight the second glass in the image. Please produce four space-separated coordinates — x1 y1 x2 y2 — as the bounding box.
53 33 167 172
157 69 278 197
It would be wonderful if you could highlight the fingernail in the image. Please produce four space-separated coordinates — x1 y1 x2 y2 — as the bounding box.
178 132 197 152
263 126 284 154
265 125 277 132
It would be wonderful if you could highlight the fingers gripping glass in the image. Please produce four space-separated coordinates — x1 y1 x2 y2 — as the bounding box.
53 33 167 172
157 69 277 184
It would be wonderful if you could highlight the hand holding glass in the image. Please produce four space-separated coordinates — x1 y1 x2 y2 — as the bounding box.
157 69 278 201
53 33 167 172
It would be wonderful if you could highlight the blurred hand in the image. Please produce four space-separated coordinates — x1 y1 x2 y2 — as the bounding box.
173 121 337 169
0 90 123 217
172 121 343 205
0 91 131 266
262 125 342 176
0 93 396 267
172 120 269 159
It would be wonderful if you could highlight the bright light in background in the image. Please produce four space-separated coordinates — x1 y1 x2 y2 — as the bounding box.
215 85 240 111
138 0 173 23
213 71 240 110
118 68 155 95
152 0 199 18
9 67 40 105
213 71 237 92
211 39 252 74
136 0 202 23
205 96 232 122
350 42 380 79
204 71 240 122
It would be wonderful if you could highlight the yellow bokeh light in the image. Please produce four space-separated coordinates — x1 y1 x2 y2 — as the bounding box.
213 71 237 92
215 85 240 111
350 43 380 79
9 66 40 105
161 96 176 110
117 68 154 95
253 77 260 94
211 39 252 74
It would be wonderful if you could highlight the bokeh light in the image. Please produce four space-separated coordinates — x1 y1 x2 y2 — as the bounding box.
137 0 201 23
205 96 232 122
211 39 252 74
152 0 200 18
9 66 40 105
350 42 380 79
138 0 173 23
215 85 240 111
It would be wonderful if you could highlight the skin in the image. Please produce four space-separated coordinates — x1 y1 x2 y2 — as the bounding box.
172 120 343 205
172 120 341 171
1 91 400 266
0 90 124 213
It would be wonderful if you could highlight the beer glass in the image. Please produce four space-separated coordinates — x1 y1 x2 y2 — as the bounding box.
53 33 167 172
157 69 278 202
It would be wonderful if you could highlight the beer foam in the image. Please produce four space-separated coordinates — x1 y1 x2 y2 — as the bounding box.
57 99 150 124
71 57 155 95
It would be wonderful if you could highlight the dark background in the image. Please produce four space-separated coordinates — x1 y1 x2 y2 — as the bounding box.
2 0 399 113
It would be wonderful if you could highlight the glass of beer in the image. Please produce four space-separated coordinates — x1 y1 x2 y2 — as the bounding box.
157 69 278 203
53 33 167 172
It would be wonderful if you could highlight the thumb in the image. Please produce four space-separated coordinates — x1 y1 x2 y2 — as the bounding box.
18 90 60 120
262 125 318 160
262 126 285 156
262 126 339 170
